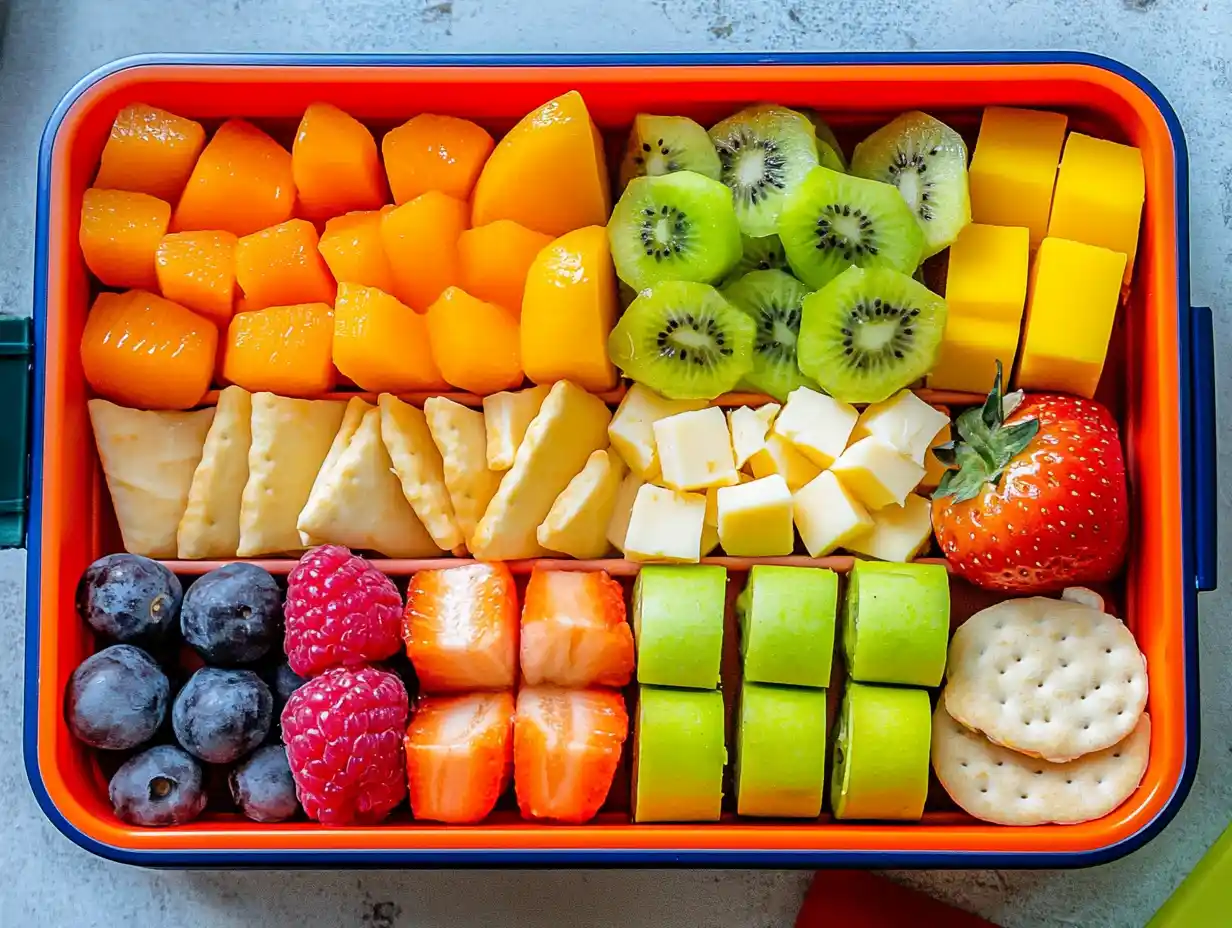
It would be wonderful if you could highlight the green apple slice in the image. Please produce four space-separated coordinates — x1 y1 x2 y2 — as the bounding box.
735 682 828 818
830 682 931 821
842 560 950 687
632 686 727 823
737 564 838 688
633 565 726 689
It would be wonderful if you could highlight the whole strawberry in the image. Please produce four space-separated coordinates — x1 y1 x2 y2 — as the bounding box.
284 545 403 677
931 365 1129 593
282 665 408 825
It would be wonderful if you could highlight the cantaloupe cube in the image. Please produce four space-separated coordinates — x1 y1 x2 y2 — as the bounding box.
968 107 1068 249
79 188 171 290
172 120 295 237
223 302 336 397
1015 237 1126 398
94 103 207 204
235 219 337 311
318 208 398 294
927 223 1029 394
520 225 618 392
292 102 388 221
333 283 447 393
1047 133 1144 287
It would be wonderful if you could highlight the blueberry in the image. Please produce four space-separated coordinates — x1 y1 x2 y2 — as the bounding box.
172 667 272 764
181 563 283 665
109 745 207 827
76 554 182 645
230 744 299 823
269 661 307 711
65 645 169 750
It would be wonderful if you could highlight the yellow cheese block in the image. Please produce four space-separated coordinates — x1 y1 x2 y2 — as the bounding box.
1047 132 1144 287
927 223 1029 395
1016 237 1126 398
968 106 1068 248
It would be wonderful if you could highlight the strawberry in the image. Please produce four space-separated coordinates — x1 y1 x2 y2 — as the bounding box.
930 364 1129 593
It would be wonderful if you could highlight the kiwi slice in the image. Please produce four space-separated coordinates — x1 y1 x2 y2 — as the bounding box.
850 111 972 258
721 269 818 401
777 166 924 290
709 105 820 238
608 171 742 291
799 109 848 170
720 234 792 285
619 114 722 188
607 281 756 400
797 265 947 403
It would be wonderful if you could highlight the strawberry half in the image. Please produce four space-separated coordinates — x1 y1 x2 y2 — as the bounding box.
930 364 1129 593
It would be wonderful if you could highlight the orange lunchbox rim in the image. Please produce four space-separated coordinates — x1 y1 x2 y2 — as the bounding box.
25 51 1205 869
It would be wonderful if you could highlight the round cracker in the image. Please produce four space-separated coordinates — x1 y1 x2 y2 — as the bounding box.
931 699 1150 826
944 596 1147 762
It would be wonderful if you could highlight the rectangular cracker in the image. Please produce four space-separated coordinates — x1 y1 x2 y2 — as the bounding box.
299 396 373 546
89 399 215 558
177 385 252 559
298 408 443 557
237 393 345 557
423 396 502 549
379 394 465 552
470 381 612 560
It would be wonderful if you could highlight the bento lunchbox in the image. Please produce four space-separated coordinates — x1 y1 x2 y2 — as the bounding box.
22 51 1215 868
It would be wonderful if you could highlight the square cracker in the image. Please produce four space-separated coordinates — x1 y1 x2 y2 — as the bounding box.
237 393 345 557
379 394 464 552
89 399 215 558
298 408 443 557
423 396 502 549
177 385 252 559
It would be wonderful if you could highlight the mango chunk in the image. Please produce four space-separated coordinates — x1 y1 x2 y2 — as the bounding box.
79 188 171 290
1015 237 1126 399
292 102 387 222
968 106 1068 249
223 302 336 397
235 219 337 311
1047 133 1145 287
383 114 494 205
318 209 399 293
155 230 239 328
94 103 207 204
172 119 295 237
380 191 468 311
927 223 1029 394
459 220 553 317
334 283 446 393
426 287 523 396
520 225 619 392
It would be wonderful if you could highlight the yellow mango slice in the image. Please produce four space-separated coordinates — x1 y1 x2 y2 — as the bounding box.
1015 237 1126 399
968 106 1068 249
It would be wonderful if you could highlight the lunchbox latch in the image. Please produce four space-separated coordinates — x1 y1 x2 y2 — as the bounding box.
0 315 31 548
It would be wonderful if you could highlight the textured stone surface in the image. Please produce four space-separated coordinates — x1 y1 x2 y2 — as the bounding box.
2 1 1230 926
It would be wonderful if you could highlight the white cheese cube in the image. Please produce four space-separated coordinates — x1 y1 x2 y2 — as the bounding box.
772 387 859 468
607 383 707 481
623 484 707 563
748 433 823 491
792 470 874 557
716 474 795 556
653 406 739 491
830 437 925 510
728 403 780 470
846 493 933 562
850 390 951 465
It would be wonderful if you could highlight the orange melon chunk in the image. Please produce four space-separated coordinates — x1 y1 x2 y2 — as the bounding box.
471 91 611 237
81 290 217 410
333 283 447 393
382 114 494 204
380 191 468 311
172 119 295 237
292 102 388 222
235 219 337 311
426 287 523 395
317 209 398 293
79 188 171 290
223 302 336 397
94 103 207 204
521 225 618 392
155 230 239 328
458 220 553 317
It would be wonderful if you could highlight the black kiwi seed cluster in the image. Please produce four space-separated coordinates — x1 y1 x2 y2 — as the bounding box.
886 147 941 222
814 204 880 262
632 136 684 173
656 310 737 366
639 204 690 262
715 131 788 205
840 298 922 363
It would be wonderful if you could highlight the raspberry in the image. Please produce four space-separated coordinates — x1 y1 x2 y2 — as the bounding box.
281 665 409 825
284 545 403 677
